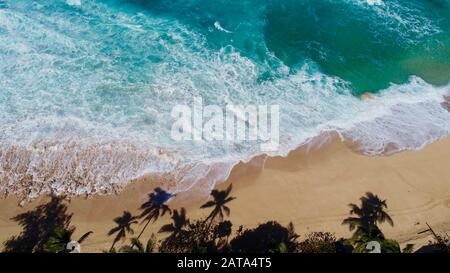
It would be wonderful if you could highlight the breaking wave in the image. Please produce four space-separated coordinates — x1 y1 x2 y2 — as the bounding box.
0 0 449 200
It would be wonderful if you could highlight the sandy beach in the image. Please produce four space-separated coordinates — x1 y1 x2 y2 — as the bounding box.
2 0 450 256
1 134 449 252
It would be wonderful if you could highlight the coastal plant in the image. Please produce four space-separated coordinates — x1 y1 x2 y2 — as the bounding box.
213 220 234 252
426 232 450 253
214 220 233 242
349 235 400 253
297 232 337 253
108 211 138 252
287 222 300 245
415 223 450 253
159 218 230 253
43 227 93 253
401 244 415 253
200 184 235 226
341 192 400 253
137 188 174 240
230 221 299 253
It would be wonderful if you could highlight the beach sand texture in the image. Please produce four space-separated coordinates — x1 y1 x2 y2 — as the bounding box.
1 136 449 252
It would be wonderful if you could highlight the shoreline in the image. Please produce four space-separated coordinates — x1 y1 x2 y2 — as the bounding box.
2 88 448 203
1 135 450 252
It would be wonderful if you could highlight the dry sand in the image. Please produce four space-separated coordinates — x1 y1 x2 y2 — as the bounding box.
1 135 449 252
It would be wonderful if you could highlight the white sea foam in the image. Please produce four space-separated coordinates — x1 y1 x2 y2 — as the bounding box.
341 80 450 155
214 21 232 33
0 1 449 200
66 0 82 7
348 0 441 39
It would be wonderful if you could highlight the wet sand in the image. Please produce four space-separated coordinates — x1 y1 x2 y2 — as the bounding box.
1 135 450 252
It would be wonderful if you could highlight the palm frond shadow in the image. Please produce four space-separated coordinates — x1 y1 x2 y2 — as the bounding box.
201 184 235 225
3 195 72 253
136 188 175 239
342 192 394 239
107 211 138 252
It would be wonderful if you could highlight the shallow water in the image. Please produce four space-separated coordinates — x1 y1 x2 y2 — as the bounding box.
0 0 449 198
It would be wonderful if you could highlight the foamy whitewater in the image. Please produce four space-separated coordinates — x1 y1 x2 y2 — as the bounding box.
0 0 449 200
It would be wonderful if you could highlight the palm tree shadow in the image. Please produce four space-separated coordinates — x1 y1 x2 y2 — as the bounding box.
159 208 189 237
136 187 175 240
342 192 394 239
107 211 138 252
201 184 236 225
3 195 73 253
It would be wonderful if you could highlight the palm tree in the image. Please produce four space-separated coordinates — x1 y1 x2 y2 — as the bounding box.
342 192 393 239
159 208 189 236
201 184 235 225
136 188 174 240
43 227 93 253
108 211 138 252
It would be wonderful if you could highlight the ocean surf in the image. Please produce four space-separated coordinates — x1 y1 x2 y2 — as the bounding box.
0 0 449 200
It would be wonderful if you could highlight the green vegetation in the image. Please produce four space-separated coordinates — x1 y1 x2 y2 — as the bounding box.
2 187 449 253
342 192 399 253
297 232 337 253
43 227 92 253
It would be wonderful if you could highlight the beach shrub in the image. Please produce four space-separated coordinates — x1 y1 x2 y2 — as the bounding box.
230 221 298 253
43 227 93 253
159 219 228 253
425 232 450 253
350 233 400 253
214 220 233 239
402 244 415 253
43 227 75 253
297 232 337 253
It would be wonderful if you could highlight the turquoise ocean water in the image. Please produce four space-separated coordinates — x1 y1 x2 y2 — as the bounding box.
0 0 449 198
